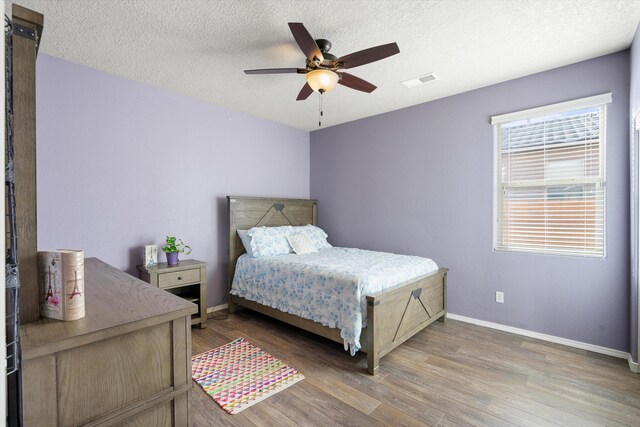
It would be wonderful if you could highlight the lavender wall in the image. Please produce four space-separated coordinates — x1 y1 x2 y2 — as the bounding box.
630 23 640 363
36 54 310 307
311 51 630 352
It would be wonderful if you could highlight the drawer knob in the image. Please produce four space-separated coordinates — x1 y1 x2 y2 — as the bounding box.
177 276 183 280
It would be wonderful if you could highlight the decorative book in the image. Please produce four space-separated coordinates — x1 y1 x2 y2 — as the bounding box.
37 250 85 321
143 244 158 267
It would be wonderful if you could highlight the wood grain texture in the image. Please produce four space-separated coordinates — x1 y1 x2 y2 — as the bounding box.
21 258 196 426
367 269 448 373
226 196 447 374
12 5 44 27
12 6 41 323
158 268 200 288
138 260 207 328
192 311 640 426
21 355 57 427
56 323 172 425
172 316 192 426
120 402 172 427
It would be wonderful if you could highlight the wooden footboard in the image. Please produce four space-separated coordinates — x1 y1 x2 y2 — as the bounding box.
230 267 448 375
365 268 448 375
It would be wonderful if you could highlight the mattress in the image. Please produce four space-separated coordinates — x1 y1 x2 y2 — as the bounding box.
230 247 438 354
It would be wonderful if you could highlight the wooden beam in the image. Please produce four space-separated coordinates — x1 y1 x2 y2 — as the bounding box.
12 5 43 324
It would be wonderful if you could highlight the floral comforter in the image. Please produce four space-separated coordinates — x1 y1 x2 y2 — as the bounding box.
230 247 438 355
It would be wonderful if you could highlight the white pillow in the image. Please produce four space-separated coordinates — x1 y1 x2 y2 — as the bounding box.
286 233 318 255
247 226 294 257
237 230 253 257
299 225 332 250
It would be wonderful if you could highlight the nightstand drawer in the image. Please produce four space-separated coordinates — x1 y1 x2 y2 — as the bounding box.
158 268 200 288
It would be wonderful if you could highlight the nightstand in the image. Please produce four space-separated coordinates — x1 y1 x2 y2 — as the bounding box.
138 259 207 328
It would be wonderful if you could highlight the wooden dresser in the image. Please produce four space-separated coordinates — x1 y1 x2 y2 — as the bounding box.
20 258 197 426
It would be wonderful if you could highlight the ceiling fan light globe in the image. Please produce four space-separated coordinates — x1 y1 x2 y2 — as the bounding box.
306 69 339 93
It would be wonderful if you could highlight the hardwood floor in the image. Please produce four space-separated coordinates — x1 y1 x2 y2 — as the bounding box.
191 311 639 426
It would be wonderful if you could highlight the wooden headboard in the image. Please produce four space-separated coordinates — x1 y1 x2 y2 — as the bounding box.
226 196 317 296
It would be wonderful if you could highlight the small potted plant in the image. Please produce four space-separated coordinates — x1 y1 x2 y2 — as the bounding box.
162 236 191 266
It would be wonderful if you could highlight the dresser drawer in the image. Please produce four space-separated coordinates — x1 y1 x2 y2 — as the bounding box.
158 268 200 288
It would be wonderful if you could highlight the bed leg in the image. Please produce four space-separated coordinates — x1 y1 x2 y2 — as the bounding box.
228 299 237 314
367 352 379 375
437 273 448 323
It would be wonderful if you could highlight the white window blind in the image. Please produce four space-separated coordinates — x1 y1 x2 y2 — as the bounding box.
492 94 611 257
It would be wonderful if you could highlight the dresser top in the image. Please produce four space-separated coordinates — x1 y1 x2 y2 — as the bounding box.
20 257 197 360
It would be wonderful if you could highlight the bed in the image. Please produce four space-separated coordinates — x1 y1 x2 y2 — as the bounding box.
227 196 448 375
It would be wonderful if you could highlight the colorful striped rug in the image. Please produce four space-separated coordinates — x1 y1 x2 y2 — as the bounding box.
191 337 304 414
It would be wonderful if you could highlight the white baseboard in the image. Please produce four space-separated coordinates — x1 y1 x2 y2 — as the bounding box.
629 354 639 373
207 303 228 314
447 313 630 361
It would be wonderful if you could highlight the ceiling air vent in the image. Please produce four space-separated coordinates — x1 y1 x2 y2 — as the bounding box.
402 72 438 88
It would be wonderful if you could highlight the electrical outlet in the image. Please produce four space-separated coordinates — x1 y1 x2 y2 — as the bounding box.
496 291 504 303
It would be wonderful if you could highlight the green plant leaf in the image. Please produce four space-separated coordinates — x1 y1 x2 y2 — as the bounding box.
162 236 190 254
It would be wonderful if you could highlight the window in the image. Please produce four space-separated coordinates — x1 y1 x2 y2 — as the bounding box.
492 93 611 257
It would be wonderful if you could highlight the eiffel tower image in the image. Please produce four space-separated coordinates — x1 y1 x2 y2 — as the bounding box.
45 266 54 300
69 270 82 299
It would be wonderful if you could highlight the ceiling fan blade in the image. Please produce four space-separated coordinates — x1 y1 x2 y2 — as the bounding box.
244 68 306 75
337 72 377 93
288 22 324 64
335 42 400 69
296 82 314 101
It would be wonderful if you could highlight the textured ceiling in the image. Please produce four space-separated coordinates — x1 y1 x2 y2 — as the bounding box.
8 0 640 131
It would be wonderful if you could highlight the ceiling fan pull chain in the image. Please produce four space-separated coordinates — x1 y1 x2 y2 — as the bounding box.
318 92 323 127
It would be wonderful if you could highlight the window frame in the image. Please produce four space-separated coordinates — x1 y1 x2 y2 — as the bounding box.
491 93 611 258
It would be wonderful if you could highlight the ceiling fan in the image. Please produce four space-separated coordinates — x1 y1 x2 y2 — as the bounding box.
244 22 400 101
